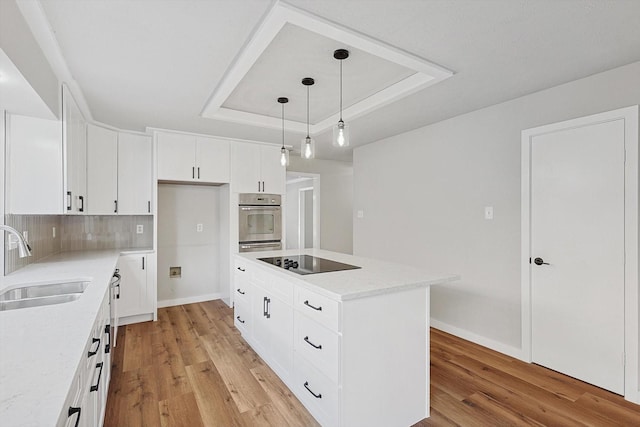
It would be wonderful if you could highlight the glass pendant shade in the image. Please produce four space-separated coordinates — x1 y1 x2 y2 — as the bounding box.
280 146 289 166
332 120 350 147
301 136 315 159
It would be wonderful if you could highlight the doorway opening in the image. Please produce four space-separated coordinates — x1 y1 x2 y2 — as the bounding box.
285 172 320 250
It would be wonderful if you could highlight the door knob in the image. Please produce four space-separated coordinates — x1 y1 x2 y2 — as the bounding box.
533 257 549 266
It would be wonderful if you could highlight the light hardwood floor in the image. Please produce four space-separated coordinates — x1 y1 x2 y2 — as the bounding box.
104 301 640 426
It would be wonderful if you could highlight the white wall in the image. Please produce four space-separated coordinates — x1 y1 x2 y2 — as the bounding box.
288 157 353 254
157 183 223 305
354 60 640 356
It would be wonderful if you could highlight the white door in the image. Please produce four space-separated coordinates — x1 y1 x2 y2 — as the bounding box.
156 132 196 181
530 119 625 394
260 145 286 194
87 124 118 214
118 133 152 214
195 136 230 183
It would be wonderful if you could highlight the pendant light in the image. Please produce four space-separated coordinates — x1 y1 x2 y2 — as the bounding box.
332 49 350 147
278 97 289 167
301 77 315 159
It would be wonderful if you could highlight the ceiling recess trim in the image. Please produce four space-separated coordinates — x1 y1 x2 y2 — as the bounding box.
201 0 454 134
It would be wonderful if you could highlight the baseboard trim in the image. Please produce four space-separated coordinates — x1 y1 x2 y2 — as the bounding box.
430 318 526 361
158 293 225 308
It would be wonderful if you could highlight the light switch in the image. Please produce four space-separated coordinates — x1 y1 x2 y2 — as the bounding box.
484 206 494 220
357 210 364 219
196 223 203 232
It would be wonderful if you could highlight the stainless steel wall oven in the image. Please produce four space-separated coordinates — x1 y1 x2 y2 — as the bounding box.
238 193 282 252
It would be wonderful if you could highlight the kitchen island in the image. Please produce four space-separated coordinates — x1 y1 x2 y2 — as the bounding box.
233 249 459 427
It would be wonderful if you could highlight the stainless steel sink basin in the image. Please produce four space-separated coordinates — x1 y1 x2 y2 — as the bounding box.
0 280 90 311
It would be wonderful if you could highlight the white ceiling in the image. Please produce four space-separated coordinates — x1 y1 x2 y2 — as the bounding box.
222 22 416 125
34 0 640 161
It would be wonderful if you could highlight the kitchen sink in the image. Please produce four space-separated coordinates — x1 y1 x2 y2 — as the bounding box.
0 280 90 311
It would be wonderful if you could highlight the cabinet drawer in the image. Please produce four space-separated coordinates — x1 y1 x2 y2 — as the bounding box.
234 301 251 337
234 279 252 306
294 312 340 383
293 353 339 427
296 287 339 332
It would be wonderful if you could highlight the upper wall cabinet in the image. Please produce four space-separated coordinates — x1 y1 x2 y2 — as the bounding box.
231 142 285 194
5 114 63 214
156 131 230 184
87 124 118 214
118 133 152 214
62 85 87 215
87 125 153 215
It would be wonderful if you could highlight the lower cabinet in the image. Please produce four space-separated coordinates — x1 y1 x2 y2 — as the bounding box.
117 253 155 323
233 256 430 427
58 288 111 427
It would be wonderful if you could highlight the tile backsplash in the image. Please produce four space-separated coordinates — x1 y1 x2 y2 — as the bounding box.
4 214 154 275
4 215 62 274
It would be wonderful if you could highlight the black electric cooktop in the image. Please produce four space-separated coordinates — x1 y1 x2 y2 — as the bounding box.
258 255 361 275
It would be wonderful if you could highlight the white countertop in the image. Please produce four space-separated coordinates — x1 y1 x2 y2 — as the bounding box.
238 249 459 301
0 249 152 427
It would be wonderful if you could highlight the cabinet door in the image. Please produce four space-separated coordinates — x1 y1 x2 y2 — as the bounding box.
87 124 118 215
5 114 63 214
231 142 261 193
156 132 196 181
118 133 152 214
268 294 293 376
63 86 87 214
251 284 293 378
117 254 150 318
260 145 286 195
195 136 230 183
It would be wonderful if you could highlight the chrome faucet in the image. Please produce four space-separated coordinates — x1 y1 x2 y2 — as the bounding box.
0 225 32 258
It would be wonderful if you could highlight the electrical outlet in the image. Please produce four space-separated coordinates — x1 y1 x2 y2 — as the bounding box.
196 223 203 232
23 231 28 242
7 234 17 250
136 225 144 234
484 206 494 220
357 210 364 219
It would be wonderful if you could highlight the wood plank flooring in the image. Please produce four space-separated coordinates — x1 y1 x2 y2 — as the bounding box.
104 301 640 426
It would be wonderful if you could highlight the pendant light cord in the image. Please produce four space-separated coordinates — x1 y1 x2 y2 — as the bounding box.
307 85 310 138
281 103 285 149
339 59 343 121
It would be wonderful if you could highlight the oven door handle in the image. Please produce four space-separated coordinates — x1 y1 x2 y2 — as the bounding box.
240 206 280 211
240 242 282 251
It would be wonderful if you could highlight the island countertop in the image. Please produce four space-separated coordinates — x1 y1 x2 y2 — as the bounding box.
237 248 459 301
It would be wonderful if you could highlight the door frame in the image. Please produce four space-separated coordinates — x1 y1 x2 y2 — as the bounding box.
298 186 315 249
521 105 639 402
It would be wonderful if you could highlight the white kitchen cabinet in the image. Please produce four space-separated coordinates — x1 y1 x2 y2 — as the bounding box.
235 260 293 379
87 124 118 214
117 132 152 214
156 131 230 183
231 142 285 194
58 288 111 427
62 85 87 214
117 253 154 320
234 254 432 427
233 260 252 336
5 114 63 214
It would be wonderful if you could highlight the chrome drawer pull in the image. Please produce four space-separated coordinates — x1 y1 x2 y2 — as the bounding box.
236 316 245 324
304 381 322 399
304 336 322 350
304 300 322 311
